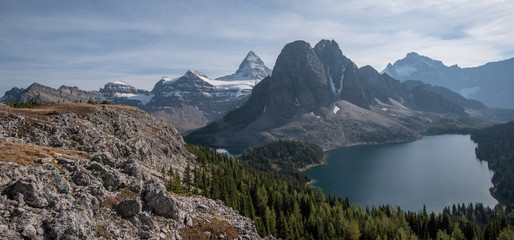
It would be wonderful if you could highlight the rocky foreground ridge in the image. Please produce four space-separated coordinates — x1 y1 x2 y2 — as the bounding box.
0 103 269 239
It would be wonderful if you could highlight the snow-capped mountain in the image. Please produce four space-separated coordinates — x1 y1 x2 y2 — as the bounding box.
216 51 271 81
99 80 149 98
143 51 271 133
99 80 153 106
146 69 258 133
150 70 254 105
382 52 514 109
382 52 449 78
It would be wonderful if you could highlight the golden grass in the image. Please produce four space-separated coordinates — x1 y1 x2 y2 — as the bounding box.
179 217 241 240
0 140 87 166
0 102 139 119
101 187 139 209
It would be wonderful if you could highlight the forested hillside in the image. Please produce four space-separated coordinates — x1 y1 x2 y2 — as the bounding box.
471 121 514 211
240 140 324 185
174 143 514 239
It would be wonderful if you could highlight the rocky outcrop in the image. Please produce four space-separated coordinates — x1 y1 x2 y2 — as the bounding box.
0 103 267 239
0 103 194 174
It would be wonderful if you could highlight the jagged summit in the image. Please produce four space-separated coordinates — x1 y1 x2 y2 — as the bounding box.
186 39 425 148
217 51 271 81
187 39 497 149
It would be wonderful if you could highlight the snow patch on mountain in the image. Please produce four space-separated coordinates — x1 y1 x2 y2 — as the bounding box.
114 93 137 98
333 105 341 114
110 80 131 86
129 93 154 105
328 67 344 95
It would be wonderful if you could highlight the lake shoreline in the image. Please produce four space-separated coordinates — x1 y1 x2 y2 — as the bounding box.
304 134 498 213
298 157 326 173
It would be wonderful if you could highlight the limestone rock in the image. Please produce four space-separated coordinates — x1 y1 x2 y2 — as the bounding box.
142 182 183 220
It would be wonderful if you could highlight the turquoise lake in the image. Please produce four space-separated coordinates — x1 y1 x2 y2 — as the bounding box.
305 135 497 213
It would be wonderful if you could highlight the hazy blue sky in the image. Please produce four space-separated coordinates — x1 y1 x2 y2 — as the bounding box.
1 0 513 94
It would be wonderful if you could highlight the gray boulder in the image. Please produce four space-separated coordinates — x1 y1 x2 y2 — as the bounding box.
116 198 142 218
142 182 183 220
4 179 48 208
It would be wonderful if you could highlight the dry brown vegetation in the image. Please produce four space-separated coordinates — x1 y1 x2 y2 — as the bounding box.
0 139 87 166
101 187 139 209
179 217 241 240
0 102 138 119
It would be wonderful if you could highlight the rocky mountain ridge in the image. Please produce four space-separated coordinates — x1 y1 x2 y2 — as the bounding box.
187 40 497 149
0 51 272 134
0 83 104 104
0 102 269 239
382 52 514 109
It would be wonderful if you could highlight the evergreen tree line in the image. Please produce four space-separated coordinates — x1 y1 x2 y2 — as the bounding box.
471 121 514 215
241 140 325 172
3 98 42 108
162 143 514 240
240 140 325 185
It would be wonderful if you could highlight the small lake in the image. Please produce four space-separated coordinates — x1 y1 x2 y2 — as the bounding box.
305 135 497 213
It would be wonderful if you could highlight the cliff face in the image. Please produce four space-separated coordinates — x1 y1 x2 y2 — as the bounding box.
0 103 267 240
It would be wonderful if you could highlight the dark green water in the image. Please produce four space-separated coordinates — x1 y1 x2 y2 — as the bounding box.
305 135 497 213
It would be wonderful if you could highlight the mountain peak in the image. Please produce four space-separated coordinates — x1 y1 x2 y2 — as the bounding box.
382 52 447 78
244 51 258 61
406 52 420 57
217 51 271 81
185 69 210 80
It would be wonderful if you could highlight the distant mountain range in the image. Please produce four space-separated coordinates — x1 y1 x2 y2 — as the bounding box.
382 52 514 109
0 51 271 134
2 42 513 148
186 40 505 149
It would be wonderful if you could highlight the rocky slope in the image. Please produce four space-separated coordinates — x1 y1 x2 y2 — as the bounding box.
187 40 497 149
382 52 514 109
0 103 268 240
